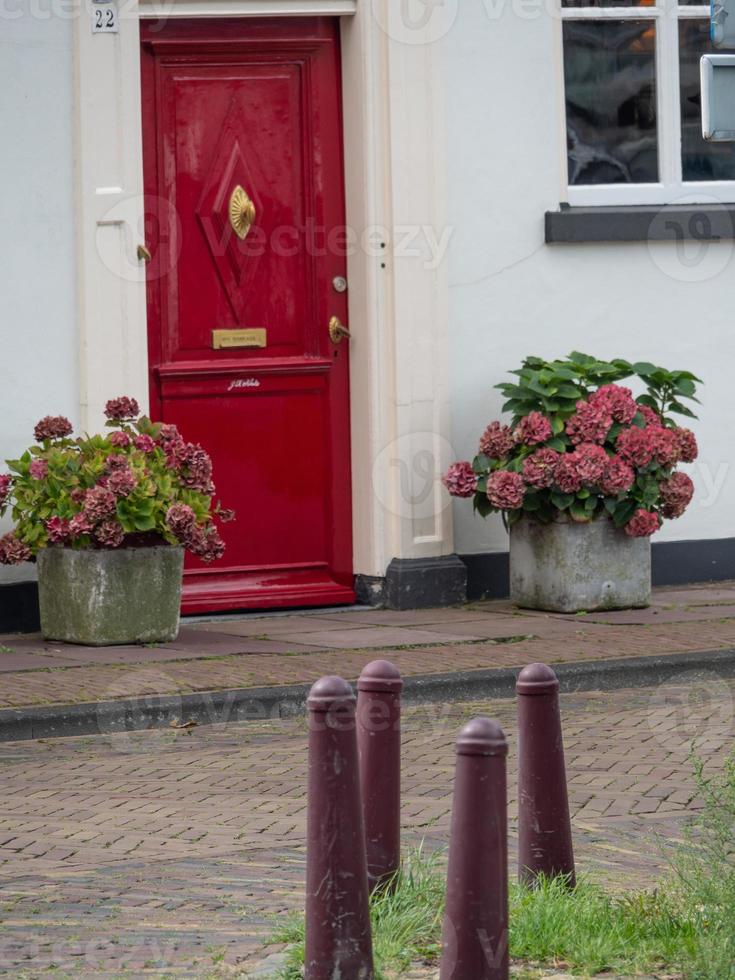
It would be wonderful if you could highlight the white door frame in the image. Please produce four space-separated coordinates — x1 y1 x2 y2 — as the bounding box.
73 0 455 582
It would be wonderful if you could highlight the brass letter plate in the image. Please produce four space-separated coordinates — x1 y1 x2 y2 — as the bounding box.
212 328 267 350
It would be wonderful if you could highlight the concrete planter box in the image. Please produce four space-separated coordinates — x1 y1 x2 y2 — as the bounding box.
510 515 650 613
37 546 184 646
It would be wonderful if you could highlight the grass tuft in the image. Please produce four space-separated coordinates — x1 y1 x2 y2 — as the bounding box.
271 751 735 978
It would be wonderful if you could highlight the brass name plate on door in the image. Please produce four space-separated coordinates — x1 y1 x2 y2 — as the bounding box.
212 328 267 350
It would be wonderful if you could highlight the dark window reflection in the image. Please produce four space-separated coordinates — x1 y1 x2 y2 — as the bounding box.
563 20 658 184
680 19 735 180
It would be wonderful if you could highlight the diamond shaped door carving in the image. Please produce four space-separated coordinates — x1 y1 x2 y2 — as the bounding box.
195 100 266 322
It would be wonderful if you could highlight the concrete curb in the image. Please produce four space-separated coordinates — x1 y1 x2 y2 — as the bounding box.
1 647 733 743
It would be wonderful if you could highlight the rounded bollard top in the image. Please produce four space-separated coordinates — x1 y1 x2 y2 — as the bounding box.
516 662 560 696
307 675 355 712
357 659 403 694
456 717 508 757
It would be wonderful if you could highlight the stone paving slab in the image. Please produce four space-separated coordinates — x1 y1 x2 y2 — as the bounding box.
0 678 732 976
0 653 76 672
0 584 733 715
563 605 735 625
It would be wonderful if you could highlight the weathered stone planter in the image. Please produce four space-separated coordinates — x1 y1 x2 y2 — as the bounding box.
37 546 184 645
510 515 650 613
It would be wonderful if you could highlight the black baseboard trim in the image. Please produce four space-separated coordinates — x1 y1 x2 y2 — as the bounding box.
354 574 386 607
461 537 735 601
461 552 510 601
358 555 468 610
0 580 40 633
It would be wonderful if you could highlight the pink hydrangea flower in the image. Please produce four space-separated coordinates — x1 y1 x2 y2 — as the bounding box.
0 474 12 507
109 431 131 449
104 396 140 421
70 488 86 505
95 520 125 548
486 471 525 509
650 427 680 468
69 513 93 538
443 462 478 498
616 426 655 468
189 525 226 563
566 400 613 445
158 423 181 443
554 455 583 494
180 444 215 494
514 412 552 447
479 422 515 459
676 427 698 463
134 435 156 453
83 486 117 523
589 384 638 424
166 520 224 562
637 405 663 428
0 532 32 565
107 466 137 498
29 459 48 481
33 416 73 442
574 443 609 486
217 508 236 524
625 509 661 538
166 503 197 539
106 454 129 470
45 517 71 544
157 424 187 470
659 472 694 519
523 448 560 489
600 456 635 497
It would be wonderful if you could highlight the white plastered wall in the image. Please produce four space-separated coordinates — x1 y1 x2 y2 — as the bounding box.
0 10 77 583
444 0 735 557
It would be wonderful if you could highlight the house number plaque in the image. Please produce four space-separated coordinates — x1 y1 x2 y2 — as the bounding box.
91 1 119 33
212 328 267 350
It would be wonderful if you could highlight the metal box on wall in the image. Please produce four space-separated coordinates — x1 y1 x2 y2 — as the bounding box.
701 54 735 139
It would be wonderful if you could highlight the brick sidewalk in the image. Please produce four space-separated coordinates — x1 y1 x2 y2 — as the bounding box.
0 677 732 976
0 583 734 711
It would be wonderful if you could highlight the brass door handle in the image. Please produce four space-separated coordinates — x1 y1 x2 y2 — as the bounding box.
329 316 351 344
229 185 256 241
137 244 152 263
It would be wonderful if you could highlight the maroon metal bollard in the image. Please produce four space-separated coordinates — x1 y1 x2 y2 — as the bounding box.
440 718 509 980
517 662 575 887
357 659 403 891
305 676 374 980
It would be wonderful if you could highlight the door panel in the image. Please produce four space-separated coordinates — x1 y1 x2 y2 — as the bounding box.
141 18 354 613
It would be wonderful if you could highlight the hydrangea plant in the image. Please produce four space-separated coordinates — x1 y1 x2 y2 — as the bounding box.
0 397 232 565
443 352 700 538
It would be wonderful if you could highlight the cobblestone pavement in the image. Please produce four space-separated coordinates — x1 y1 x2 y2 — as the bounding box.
0 583 734 711
0 675 733 978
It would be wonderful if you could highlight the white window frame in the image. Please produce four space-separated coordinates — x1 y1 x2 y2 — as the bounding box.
560 0 735 205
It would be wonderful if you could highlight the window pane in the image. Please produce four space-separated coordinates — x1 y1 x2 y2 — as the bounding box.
563 21 658 184
680 19 735 180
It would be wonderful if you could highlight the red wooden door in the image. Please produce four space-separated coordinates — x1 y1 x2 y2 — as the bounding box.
141 18 354 613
